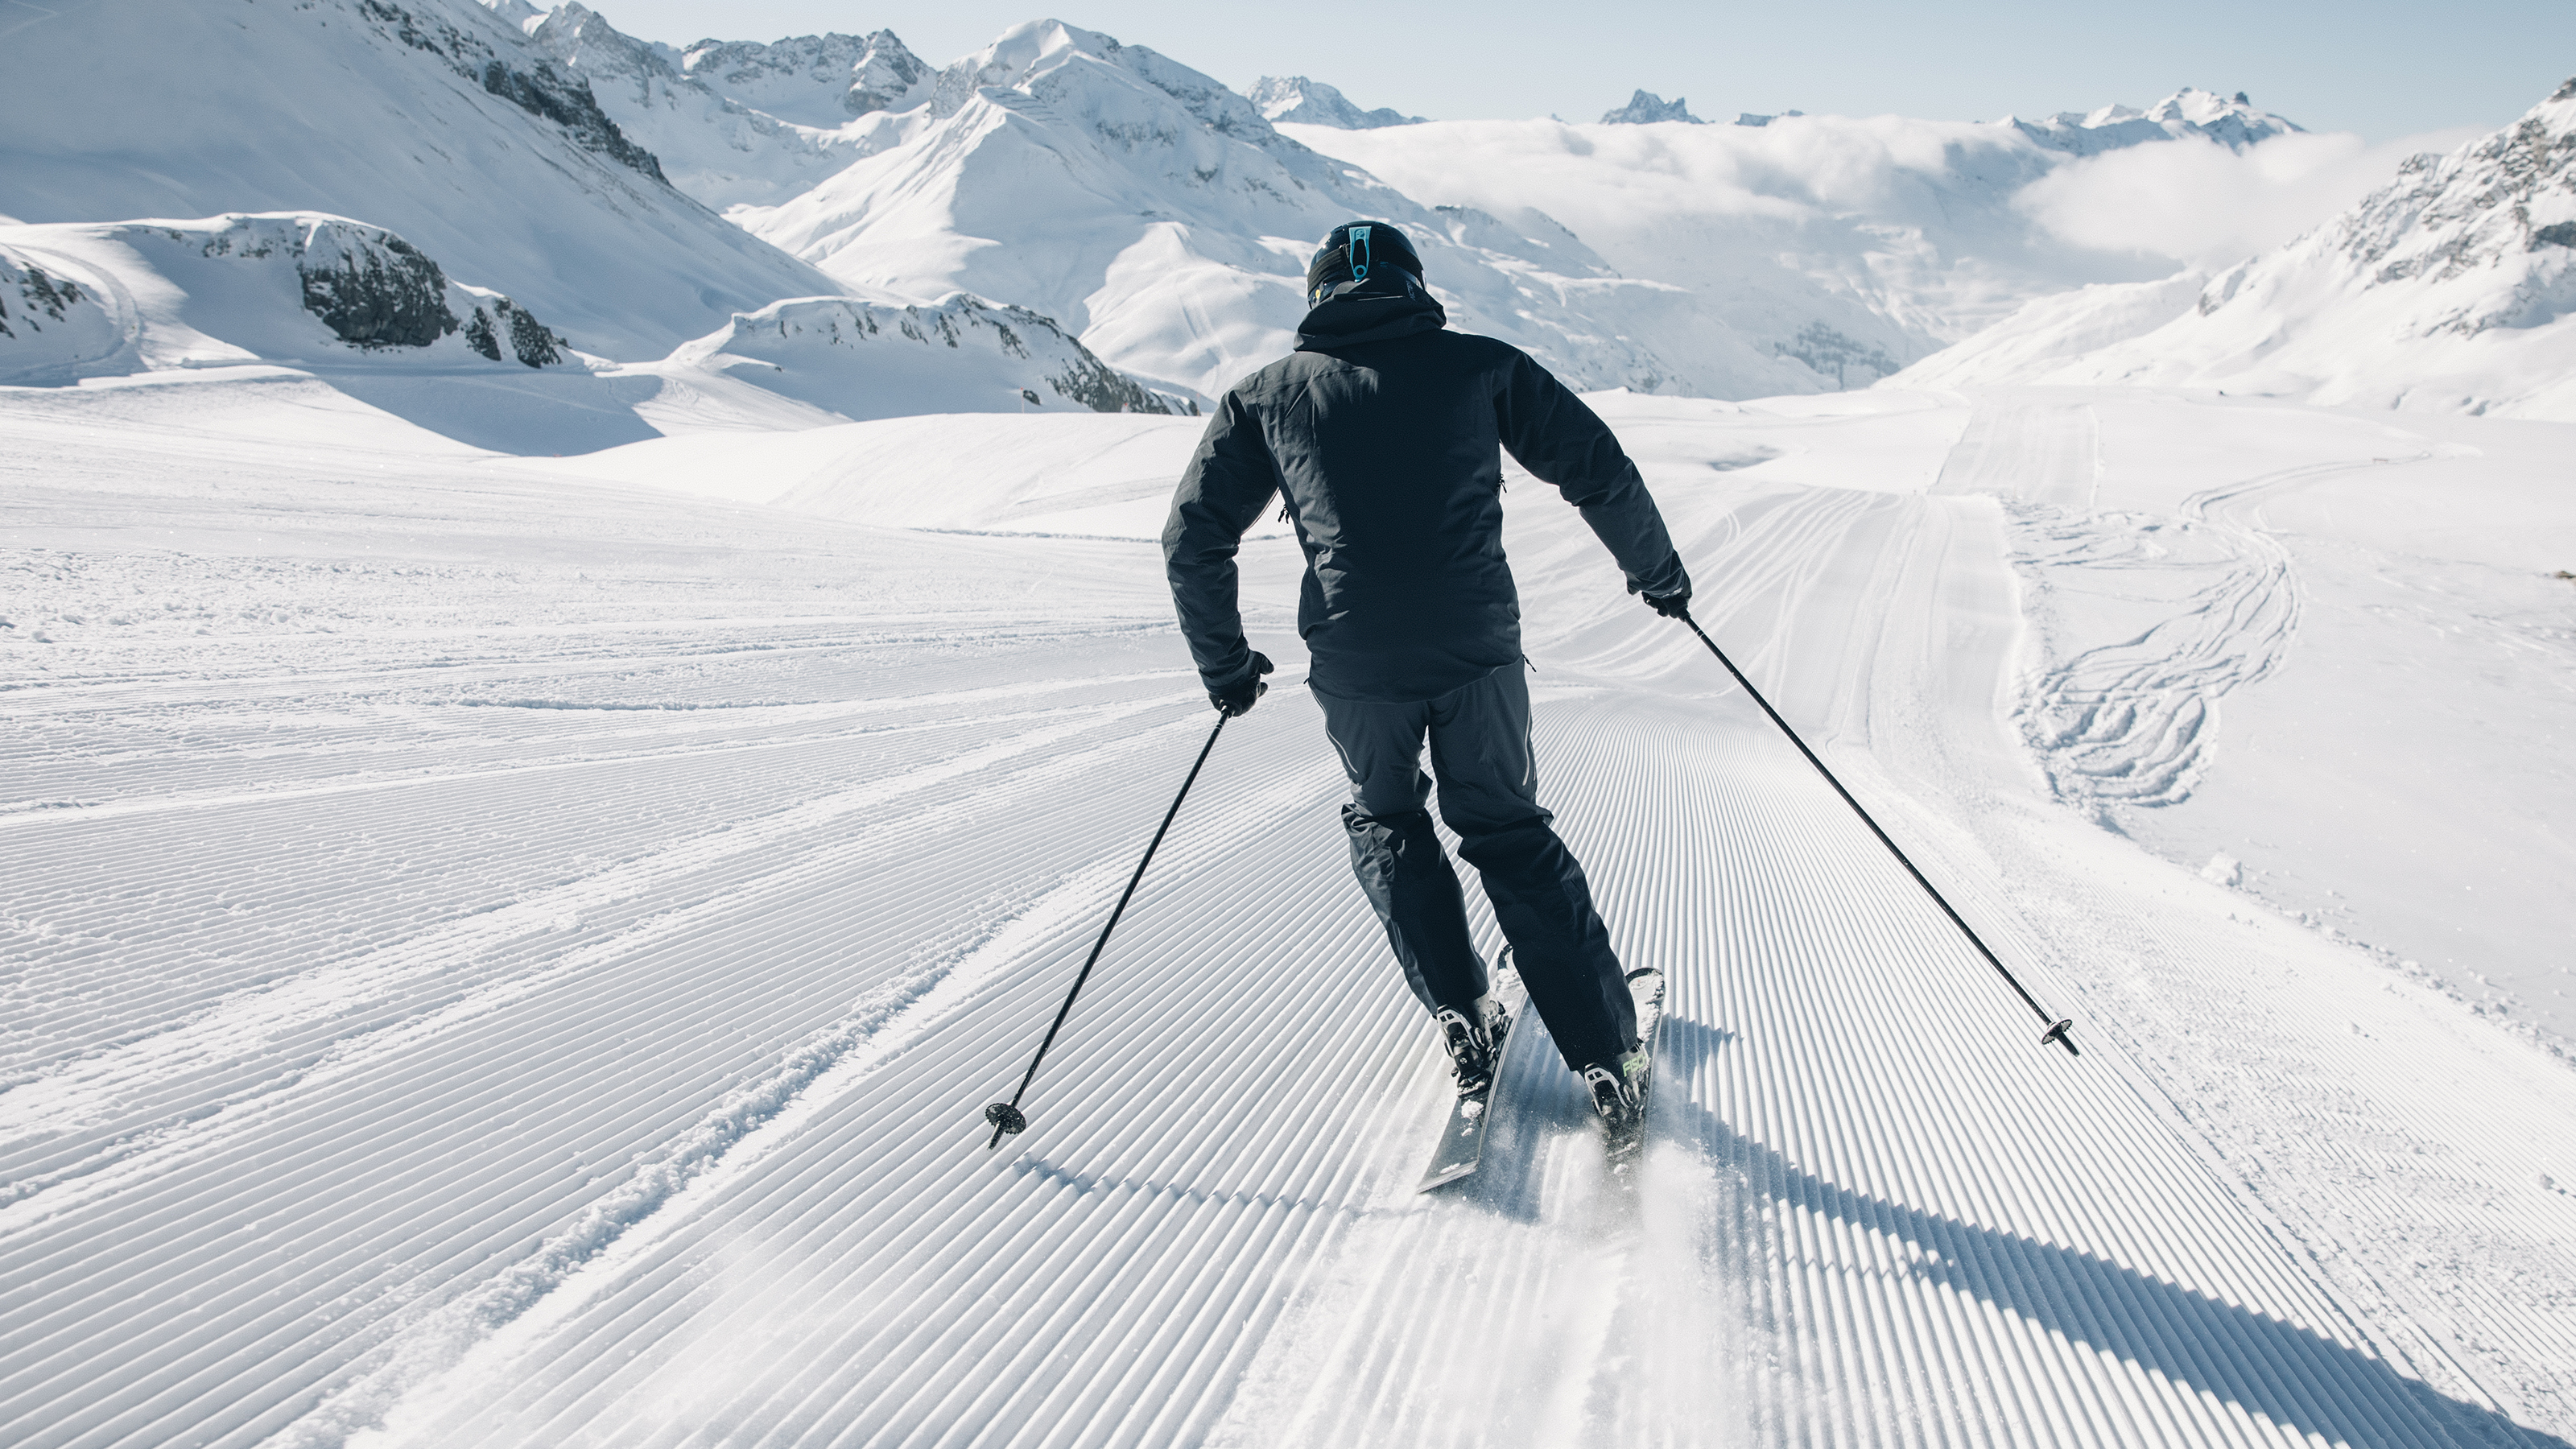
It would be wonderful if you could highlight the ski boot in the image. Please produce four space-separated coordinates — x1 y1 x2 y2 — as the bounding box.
1434 993 1513 1098
1581 1047 1653 1162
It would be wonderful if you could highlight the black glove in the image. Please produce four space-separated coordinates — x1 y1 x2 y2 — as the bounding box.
1644 589 1692 620
1212 652 1274 716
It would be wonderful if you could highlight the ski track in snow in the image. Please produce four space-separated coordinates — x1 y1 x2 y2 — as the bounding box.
4 390 2574 1449
1961 403 2318 816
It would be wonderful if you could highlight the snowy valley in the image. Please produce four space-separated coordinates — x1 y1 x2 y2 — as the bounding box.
4 2 2574 1447
1894 81 2576 419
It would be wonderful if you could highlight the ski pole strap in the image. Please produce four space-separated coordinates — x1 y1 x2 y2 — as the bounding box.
1679 612 2079 1058
986 710 1233 1149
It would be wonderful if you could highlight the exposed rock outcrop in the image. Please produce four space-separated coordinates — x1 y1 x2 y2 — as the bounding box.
670 293 1194 420
675 27 929 120
0 255 88 341
359 0 665 181
1600 91 1702 125
295 229 456 348
0 213 570 382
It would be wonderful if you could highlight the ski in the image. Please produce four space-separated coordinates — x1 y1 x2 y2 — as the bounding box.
1414 952 1529 1193
1604 966 1667 1179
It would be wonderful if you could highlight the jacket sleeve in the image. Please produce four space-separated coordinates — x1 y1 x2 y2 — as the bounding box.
1493 349 1691 600
1162 390 1281 691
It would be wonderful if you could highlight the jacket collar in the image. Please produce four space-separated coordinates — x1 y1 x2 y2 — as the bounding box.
1295 274 1448 351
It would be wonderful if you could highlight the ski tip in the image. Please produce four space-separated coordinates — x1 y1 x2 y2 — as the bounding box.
2041 1019 2079 1057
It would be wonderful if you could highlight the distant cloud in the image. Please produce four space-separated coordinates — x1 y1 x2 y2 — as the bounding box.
2013 126 2485 267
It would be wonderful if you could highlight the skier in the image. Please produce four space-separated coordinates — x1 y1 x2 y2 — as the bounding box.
1162 220 1691 1133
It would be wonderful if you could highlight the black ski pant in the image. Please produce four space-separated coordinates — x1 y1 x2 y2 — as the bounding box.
1316 663 1637 1071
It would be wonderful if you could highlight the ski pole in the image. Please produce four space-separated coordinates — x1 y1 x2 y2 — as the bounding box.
1672 608 2079 1056
984 709 1232 1148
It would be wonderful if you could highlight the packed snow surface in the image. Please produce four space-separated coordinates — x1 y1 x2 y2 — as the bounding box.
5 370 2573 1447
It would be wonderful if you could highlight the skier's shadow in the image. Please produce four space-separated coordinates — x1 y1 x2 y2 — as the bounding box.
1651 1013 2571 1449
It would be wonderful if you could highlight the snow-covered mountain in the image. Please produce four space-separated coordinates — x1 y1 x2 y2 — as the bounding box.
519 6 934 207
1894 78 2576 419
456 2 2343 405
2007 88 2301 155
732 21 1811 400
676 28 931 126
0 0 2442 422
662 294 1193 422
1246 76 1423 130
0 0 841 361
1600 90 1703 125
1283 85 2314 388
0 213 1191 457
0 214 571 386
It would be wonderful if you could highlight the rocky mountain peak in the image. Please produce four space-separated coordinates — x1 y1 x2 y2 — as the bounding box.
2285 75 2576 329
1600 90 1702 125
676 28 927 119
358 0 663 184
530 2 667 81
921 19 1278 147
846 31 929 115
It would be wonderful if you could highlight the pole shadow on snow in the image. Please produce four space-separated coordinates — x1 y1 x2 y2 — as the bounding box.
1656 1014 2569 1449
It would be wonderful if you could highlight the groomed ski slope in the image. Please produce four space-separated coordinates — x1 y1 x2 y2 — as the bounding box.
4 374 2574 1447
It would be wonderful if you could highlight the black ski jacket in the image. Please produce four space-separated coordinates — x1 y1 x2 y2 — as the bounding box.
1162 275 1689 704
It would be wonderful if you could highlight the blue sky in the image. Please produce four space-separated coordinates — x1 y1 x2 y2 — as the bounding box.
574 0 2572 141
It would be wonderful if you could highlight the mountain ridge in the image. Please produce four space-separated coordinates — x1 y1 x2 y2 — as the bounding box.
1893 76 2576 419
0 0 840 359
731 19 1811 399
1248 76 1423 130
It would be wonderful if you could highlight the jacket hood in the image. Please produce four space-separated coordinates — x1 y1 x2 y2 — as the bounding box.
1294 272 1448 351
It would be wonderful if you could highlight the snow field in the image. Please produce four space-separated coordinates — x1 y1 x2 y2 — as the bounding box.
3 378 2574 1447
3 388 1254 1444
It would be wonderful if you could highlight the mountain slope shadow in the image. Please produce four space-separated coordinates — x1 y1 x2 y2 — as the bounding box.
1659 1015 2565 1449
312 366 666 455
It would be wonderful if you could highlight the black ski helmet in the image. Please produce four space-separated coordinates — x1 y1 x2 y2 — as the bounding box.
1307 221 1423 307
